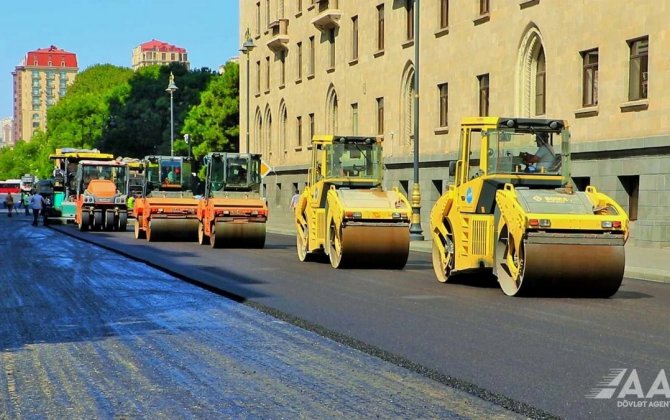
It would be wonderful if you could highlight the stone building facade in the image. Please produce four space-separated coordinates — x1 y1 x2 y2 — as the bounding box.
239 0 670 247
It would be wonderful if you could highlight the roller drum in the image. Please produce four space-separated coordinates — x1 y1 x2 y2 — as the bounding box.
213 221 266 248
334 225 409 269
497 238 625 297
147 218 199 242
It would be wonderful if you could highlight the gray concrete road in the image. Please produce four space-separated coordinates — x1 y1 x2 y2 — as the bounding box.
0 214 518 418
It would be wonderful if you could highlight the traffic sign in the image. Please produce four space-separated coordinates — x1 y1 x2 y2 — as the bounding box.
260 160 273 178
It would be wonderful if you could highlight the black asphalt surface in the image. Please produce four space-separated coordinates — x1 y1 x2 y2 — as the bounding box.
49 219 670 420
0 214 517 418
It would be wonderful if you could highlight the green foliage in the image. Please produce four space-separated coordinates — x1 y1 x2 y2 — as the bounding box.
0 61 239 181
183 61 240 159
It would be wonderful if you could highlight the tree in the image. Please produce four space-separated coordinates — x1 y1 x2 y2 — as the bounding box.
182 61 240 159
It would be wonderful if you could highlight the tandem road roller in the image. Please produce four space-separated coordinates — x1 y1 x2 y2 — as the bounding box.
295 135 412 269
430 117 629 297
196 152 268 248
133 156 199 241
74 159 129 231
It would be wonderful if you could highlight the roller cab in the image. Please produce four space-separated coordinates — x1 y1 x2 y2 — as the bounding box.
196 153 268 248
74 160 129 232
295 135 411 269
133 156 199 241
48 148 115 222
430 117 629 297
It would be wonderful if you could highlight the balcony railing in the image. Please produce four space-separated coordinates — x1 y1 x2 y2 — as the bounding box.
266 19 290 52
311 0 341 31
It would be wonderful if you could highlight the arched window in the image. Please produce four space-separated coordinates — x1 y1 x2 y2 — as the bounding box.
535 49 546 115
264 106 273 158
400 63 415 145
254 108 263 154
515 25 546 116
279 101 288 156
325 85 339 134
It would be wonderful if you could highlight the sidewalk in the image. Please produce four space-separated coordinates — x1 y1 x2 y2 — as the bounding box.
267 215 670 284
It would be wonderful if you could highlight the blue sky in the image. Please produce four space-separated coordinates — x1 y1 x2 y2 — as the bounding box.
0 0 240 117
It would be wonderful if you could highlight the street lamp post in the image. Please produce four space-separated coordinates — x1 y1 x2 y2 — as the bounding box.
410 0 424 240
165 72 178 157
240 29 256 153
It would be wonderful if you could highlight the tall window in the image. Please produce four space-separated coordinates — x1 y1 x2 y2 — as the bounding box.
352 16 359 60
280 51 286 86
265 56 271 91
280 104 288 152
351 103 359 135
328 28 336 68
297 42 303 79
309 113 315 142
628 37 649 101
406 0 414 41
377 4 385 51
309 36 315 75
478 74 489 117
438 83 448 127
255 2 261 35
440 0 449 28
297 0 302 13
278 0 285 18
256 60 261 93
480 0 489 14
265 0 271 27
582 49 598 107
297 116 303 147
535 49 546 115
376 97 384 135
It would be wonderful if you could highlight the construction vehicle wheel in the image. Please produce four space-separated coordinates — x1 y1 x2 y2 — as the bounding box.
432 232 455 283
134 216 145 239
118 212 127 231
296 223 310 262
146 221 154 242
104 210 115 231
210 223 221 248
93 210 103 230
328 221 343 269
78 212 90 232
495 227 528 296
198 221 209 245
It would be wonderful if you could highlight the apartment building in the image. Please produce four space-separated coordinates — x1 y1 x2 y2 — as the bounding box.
12 45 78 142
0 118 12 147
132 39 190 70
240 0 670 246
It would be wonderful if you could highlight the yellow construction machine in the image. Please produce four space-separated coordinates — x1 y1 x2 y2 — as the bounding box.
430 117 629 297
133 156 199 241
295 135 412 269
196 152 268 248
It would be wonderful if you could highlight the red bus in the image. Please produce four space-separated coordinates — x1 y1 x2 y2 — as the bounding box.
0 180 21 194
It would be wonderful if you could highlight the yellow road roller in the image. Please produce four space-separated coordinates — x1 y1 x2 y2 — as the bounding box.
196 152 268 248
430 117 629 297
295 135 412 269
133 155 199 241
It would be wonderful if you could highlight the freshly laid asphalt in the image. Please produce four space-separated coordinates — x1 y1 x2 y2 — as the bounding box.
0 212 519 418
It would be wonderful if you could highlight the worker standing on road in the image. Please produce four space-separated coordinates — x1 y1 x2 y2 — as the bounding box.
29 191 45 226
21 191 31 216
4 194 15 217
289 189 300 212
127 194 135 212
